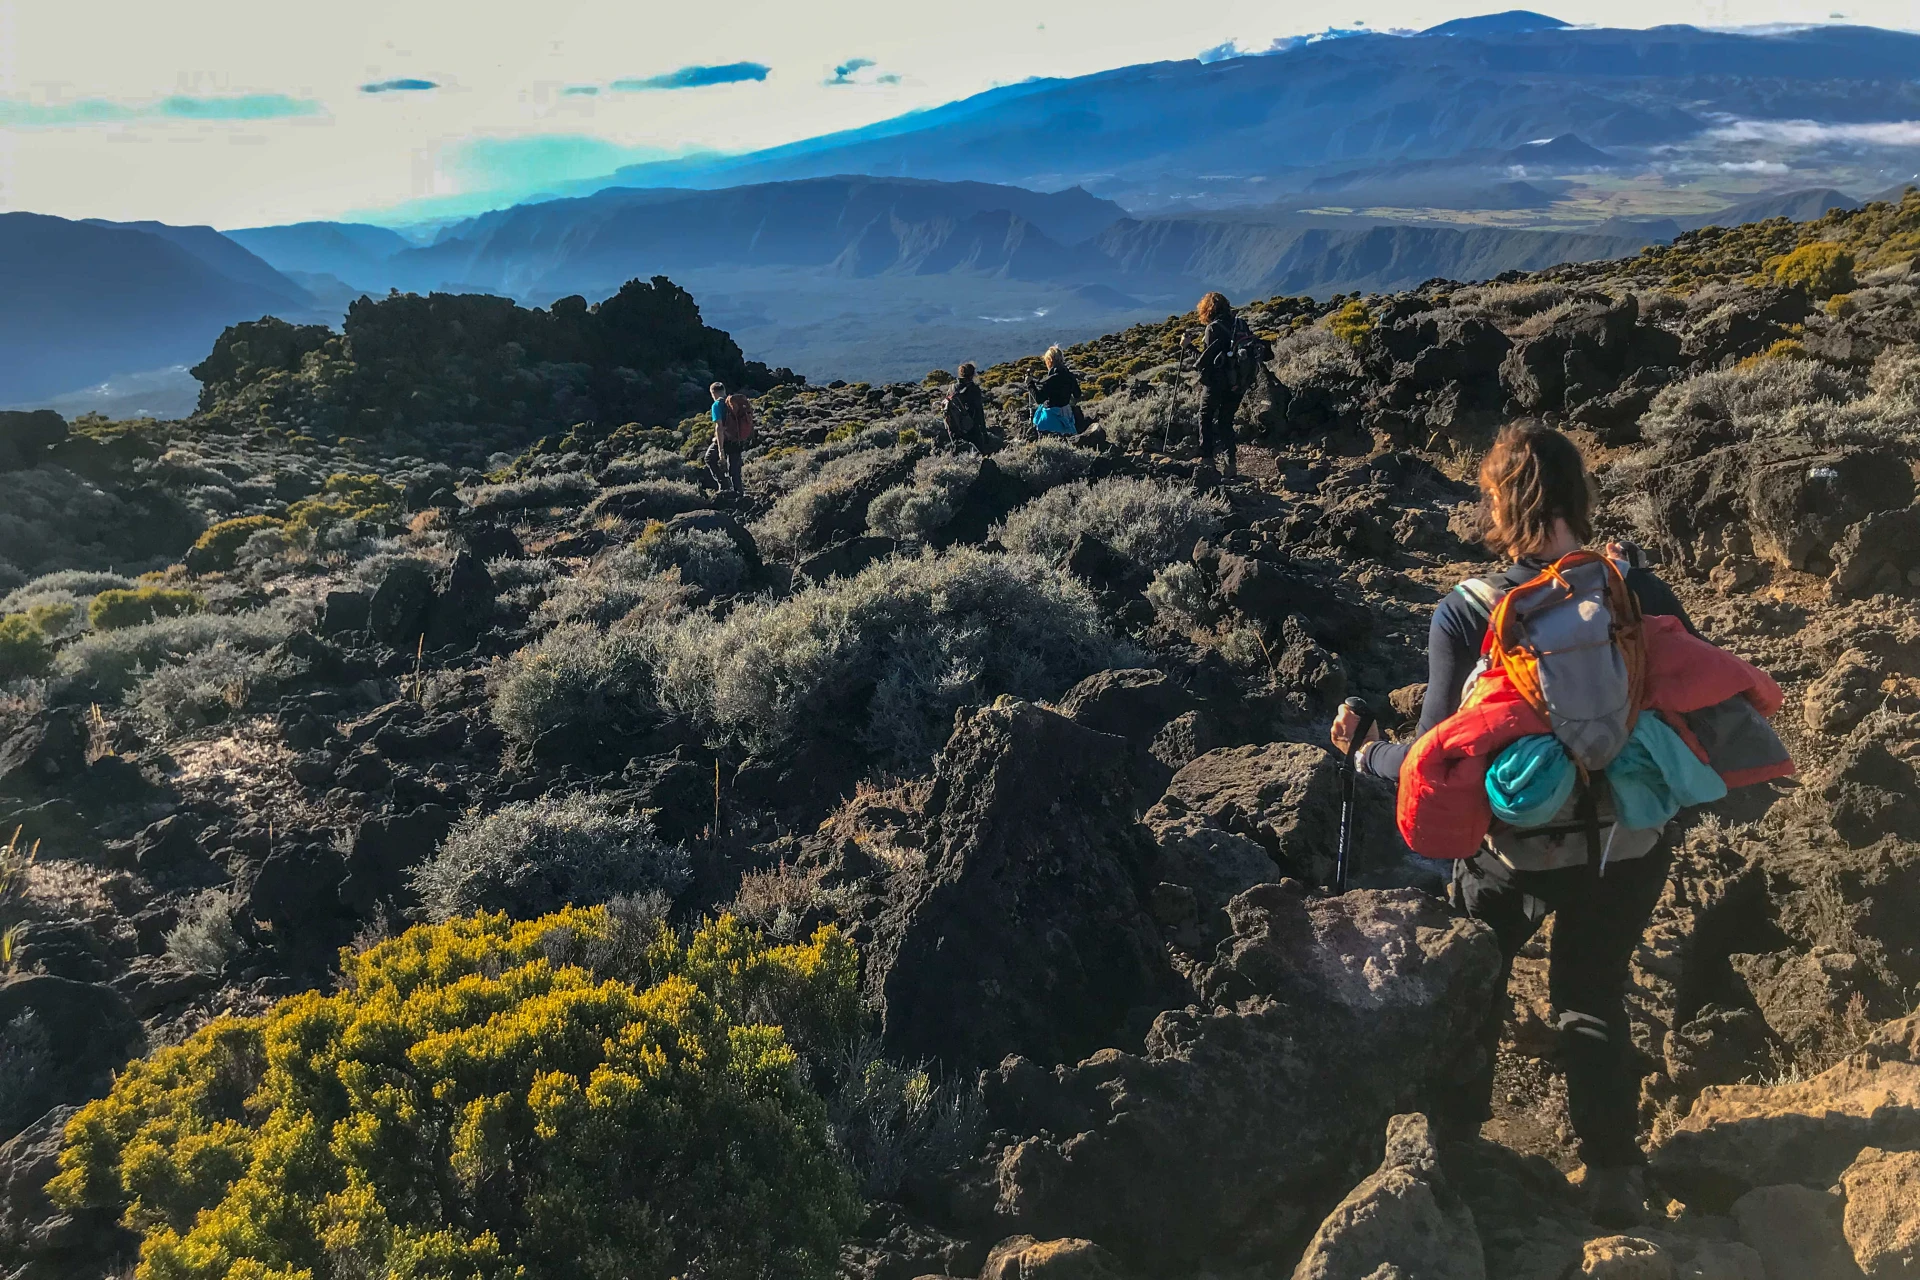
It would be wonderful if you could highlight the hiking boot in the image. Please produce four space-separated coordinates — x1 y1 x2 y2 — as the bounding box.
1585 1165 1647 1228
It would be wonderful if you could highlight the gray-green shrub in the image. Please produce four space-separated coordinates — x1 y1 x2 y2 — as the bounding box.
0 570 133 615
993 438 1093 491
535 550 703 628
491 620 662 746
129 645 281 737
467 472 597 514
753 446 919 561
651 547 1134 761
600 448 704 487
410 793 692 922
164 888 241 975
997 476 1227 573
53 604 303 697
866 454 981 542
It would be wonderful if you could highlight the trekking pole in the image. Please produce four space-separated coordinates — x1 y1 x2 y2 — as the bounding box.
1336 695 1377 895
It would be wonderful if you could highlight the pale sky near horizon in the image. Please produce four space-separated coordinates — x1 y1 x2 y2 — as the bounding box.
2 0 1914 229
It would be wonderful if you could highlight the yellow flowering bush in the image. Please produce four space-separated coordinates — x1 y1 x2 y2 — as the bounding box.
50 909 863 1280
88 587 203 632
282 474 405 545
187 515 287 574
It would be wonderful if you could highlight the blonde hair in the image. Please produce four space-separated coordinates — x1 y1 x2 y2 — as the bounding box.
709 382 727 399
1043 345 1064 369
1197 292 1231 324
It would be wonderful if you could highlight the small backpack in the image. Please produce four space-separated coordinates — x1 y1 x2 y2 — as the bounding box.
721 394 756 445
943 387 978 440
1222 319 1272 398
1460 551 1650 867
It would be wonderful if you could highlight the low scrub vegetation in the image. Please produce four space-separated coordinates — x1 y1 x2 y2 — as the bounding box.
87 586 203 632
652 547 1134 761
996 476 1227 575
866 454 981 543
54 604 303 698
497 547 1130 763
410 792 692 922
51 909 863 1280
1640 345 1920 450
187 515 286 573
491 621 662 747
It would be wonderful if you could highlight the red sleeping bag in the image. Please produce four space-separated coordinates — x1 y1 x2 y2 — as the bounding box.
1396 614 1793 859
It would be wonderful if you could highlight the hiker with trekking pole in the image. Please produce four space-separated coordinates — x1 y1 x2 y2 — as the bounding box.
1193 292 1270 482
1328 423 1794 1228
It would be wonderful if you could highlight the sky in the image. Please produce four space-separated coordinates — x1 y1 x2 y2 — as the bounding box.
2 0 1915 230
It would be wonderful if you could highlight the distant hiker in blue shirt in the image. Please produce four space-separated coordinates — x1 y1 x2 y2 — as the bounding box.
703 381 754 496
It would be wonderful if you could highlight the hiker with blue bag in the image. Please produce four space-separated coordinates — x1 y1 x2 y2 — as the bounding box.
1329 424 1793 1229
1028 345 1081 437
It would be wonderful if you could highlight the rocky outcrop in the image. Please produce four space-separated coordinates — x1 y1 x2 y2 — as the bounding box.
982 883 1499 1270
1142 741 1418 903
862 700 1176 1073
1498 294 1682 425
1839 1147 1920 1277
980 1235 1125 1280
0 976 142 1141
1290 1112 1486 1280
1651 1014 1920 1211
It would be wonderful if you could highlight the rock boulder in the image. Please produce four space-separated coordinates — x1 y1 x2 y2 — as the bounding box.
863 700 1175 1073
983 884 1499 1270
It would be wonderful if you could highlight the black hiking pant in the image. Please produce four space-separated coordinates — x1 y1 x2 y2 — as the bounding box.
704 438 745 493
1199 385 1241 472
1447 841 1672 1169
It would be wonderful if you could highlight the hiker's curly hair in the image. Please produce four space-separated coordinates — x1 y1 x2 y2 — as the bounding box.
1477 422 1595 558
1197 291 1231 324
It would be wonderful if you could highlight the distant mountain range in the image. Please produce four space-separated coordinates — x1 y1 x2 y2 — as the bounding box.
11 13 1920 402
583 17 1920 208
0 214 317 406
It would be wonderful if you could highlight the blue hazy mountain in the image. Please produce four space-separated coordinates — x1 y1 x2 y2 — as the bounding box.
590 20 1920 205
1 213 317 406
371 177 1126 297
225 221 416 287
81 220 314 307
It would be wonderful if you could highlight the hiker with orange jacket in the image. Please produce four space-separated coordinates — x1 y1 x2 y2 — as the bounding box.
1330 424 1791 1228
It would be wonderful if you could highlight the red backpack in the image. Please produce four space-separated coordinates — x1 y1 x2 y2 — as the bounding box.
721 394 756 445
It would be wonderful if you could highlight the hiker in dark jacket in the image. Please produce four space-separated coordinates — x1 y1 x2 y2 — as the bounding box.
1194 292 1241 479
1329 425 1699 1230
945 362 988 451
1029 345 1080 406
1026 346 1082 436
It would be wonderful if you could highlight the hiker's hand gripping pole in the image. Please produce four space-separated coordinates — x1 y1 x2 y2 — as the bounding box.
1336 696 1376 895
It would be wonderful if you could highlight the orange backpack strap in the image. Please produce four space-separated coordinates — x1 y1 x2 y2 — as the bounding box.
1485 550 1649 737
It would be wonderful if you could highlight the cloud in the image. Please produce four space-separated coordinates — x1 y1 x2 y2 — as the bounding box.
610 62 770 91
350 132 686 224
360 78 439 94
825 57 901 86
0 93 321 127
1706 117 1920 147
